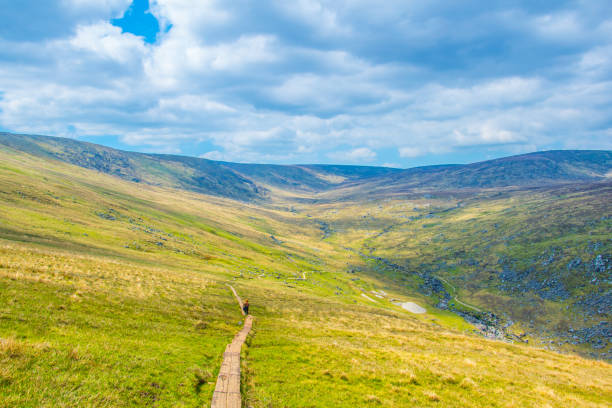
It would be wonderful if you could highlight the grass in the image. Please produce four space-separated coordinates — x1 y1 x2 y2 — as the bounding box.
0 244 242 407
240 278 611 407
0 146 610 407
305 185 611 355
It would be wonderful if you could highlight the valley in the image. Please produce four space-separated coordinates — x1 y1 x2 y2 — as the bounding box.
0 133 610 407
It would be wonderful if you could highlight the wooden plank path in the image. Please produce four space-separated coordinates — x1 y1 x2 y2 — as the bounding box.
210 285 253 408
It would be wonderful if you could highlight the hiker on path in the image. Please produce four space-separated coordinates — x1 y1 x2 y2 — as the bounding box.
242 299 249 315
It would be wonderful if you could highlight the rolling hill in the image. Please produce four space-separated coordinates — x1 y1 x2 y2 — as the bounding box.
326 150 612 200
0 133 402 199
2 133 610 202
0 132 611 407
0 132 265 201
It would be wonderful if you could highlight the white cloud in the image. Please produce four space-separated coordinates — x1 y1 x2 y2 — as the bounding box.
274 0 351 37
194 35 278 71
532 12 583 42
144 34 278 89
151 0 231 35
150 95 236 120
452 124 525 147
268 68 394 115
578 45 612 78
70 22 147 63
399 147 423 158
328 147 377 163
200 150 225 160
63 0 132 15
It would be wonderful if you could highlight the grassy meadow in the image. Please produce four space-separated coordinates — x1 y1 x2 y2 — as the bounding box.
0 146 611 407
239 278 611 407
0 244 240 407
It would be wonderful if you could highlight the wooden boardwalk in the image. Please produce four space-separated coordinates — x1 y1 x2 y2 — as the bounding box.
210 286 253 408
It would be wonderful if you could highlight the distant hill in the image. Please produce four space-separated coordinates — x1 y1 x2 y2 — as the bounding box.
1 133 610 201
0 133 268 201
330 150 612 199
221 162 400 192
0 133 402 200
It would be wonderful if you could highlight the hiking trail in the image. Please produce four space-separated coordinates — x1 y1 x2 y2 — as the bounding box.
210 285 253 408
435 275 482 312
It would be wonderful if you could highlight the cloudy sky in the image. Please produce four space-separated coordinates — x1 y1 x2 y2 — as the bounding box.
0 0 611 167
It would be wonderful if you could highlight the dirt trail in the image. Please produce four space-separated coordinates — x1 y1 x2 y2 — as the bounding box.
435 276 482 312
210 285 253 408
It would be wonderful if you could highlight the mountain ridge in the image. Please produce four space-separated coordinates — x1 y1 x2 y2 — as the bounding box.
1 132 611 201
325 150 612 200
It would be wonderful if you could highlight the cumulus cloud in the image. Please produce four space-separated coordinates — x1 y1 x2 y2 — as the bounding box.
70 22 147 63
328 147 377 163
0 0 611 165
399 147 424 158
65 0 132 14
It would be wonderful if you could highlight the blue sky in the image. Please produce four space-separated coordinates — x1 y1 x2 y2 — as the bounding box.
0 0 611 167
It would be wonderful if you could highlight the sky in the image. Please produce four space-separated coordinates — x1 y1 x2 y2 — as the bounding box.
0 0 611 167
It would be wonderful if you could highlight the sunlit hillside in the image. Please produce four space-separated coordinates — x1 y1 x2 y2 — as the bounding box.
0 140 611 407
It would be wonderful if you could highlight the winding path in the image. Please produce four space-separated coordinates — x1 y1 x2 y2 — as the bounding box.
210 285 253 408
435 275 482 312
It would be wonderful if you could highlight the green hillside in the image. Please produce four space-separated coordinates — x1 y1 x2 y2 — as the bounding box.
2 133 610 203
0 137 611 407
0 133 402 200
0 132 265 201
310 183 611 359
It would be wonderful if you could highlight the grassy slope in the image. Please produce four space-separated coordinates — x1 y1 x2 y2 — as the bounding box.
307 184 611 356
0 146 611 407
0 245 240 407
0 132 263 201
241 279 611 407
0 146 324 407
0 133 403 199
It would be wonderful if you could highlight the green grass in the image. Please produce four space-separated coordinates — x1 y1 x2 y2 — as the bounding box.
307 186 611 355
0 244 240 407
240 279 611 407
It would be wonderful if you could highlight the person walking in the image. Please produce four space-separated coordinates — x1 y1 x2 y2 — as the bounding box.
242 299 249 315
